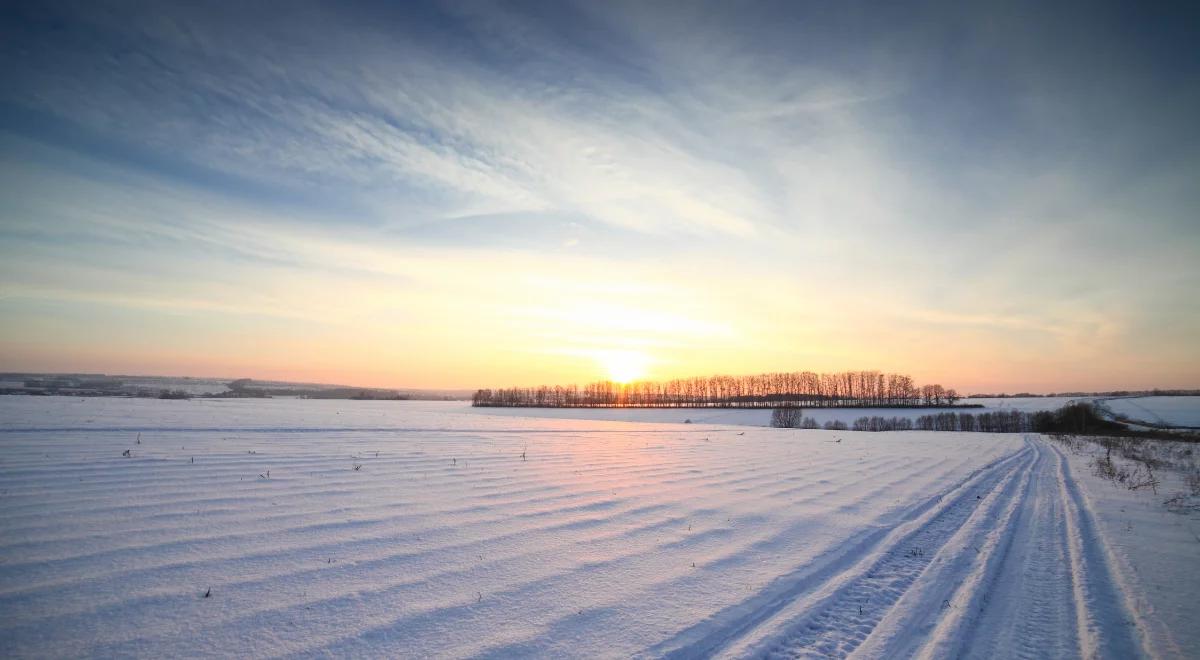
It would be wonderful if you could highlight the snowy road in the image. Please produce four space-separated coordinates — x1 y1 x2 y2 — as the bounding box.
0 399 1175 658
660 437 1148 659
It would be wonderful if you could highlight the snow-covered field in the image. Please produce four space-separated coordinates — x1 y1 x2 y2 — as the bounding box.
964 396 1090 413
475 395 1200 433
0 397 1195 658
469 397 1084 428
1099 396 1200 429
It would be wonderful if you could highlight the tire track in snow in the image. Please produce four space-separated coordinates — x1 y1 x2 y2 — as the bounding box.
700 434 1147 660
742 439 1036 659
717 435 1151 660
915 436 1079 659
941 437 1149 659
1049 440 1149 659
843 436 1043 660
651 439 1033 658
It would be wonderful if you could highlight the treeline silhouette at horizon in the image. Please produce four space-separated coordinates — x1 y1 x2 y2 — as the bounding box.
472 370 961 408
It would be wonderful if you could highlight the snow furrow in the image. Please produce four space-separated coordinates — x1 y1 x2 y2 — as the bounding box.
1050 442 1150 659
733 440 1035 658
4 398 1169 658
850 436 1043 659
902 436 1076 659
650 441 1032 658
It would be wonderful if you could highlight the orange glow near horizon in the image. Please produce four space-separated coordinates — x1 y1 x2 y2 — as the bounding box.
2 241 1196 394
2 3 1199 399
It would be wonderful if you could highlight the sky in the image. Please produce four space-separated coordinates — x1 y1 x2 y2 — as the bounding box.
1 0 1198 393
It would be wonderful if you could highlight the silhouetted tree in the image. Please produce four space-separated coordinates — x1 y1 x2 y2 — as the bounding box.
472 370 961 409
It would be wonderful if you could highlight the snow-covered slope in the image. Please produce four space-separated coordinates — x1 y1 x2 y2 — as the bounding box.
0 397 1186 658
469 397 1085 428
1100 396 1200 429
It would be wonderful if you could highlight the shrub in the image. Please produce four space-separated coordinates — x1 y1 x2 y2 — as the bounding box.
1031 402 1126 435
852 416 913 432
770 407 803 428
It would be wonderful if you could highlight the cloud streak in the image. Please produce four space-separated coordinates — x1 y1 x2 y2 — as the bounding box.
0 0 1197 390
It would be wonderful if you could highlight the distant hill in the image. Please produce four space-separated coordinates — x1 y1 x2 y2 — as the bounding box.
0 373 473 400
968 389 1200 398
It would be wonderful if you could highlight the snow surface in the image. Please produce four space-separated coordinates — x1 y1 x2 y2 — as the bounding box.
963 396 1092 412
1100 396 1200 429
470 396 1087 428
1051 438 1200 658
0 397 1190 658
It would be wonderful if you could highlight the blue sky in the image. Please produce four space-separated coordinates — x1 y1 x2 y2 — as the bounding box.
1 0 1198 391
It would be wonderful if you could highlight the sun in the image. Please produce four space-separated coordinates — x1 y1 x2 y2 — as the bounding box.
597 350 649 384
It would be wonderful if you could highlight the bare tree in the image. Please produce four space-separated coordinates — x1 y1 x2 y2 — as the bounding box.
771 407 804 428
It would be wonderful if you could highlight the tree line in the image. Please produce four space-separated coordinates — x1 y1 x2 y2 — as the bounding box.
472 370 961 408
769 402 1130 436
842 412 1033 433
770 408 849 429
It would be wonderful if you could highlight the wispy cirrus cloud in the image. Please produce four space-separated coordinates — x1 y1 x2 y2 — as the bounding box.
0 0 1197 390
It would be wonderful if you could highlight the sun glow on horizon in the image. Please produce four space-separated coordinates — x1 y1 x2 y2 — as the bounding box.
597 350 650 384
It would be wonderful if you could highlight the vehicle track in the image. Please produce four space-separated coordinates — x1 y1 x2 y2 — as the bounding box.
955 438 1081 659
652 439 1034 658
677 436 1149 659
1050 440 1147 658
948 439 1148 659
746 441 1036 658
